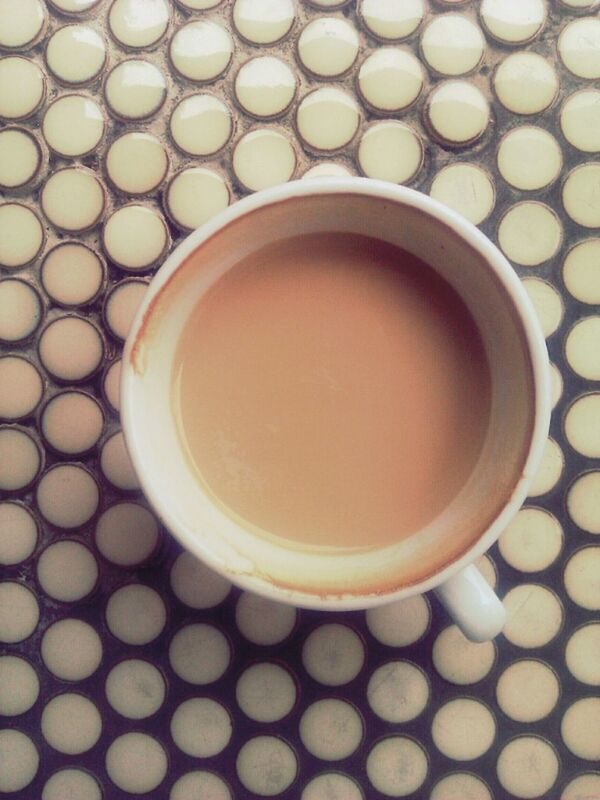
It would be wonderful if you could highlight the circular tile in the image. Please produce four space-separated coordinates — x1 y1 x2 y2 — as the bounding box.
497 126 562 191
106 132 168 195
503 584 564 647
493 52 558 115
235 56 296 118
36 463 99 528
357 121 422 183
0 582 39 643
105 659 165 719
175 0 222 9
357 47 423 112
169 623 230 684
522 278 563 338
42 770 101 800
421 14 485 76
236 662 296 723
96 502 159 566
565 623 600 685
562 775 600 800
100 430 140 490
499 507 563 572
0 502 38 564
498 203 562 267
563 163 600 228
233 129 295 191
0 279 42 342
38 316 104 382
103 205 169 271
303 162 354 178
302 624 364 686
496 659 560 722
565 393 600 456
426 80 489 145
103 279 148 340
0 358 42 421
301 774 363 800
296 88 360 151
169 94 232 156
103 358 121 412
0 203 44 269
41 391 104 455
359 0 424 41
0 56 45 119
236 736 297 796
568 472 600 533
432 624 496 685
41 242 104 307
42 95 104 158
432 698 496 761
550 362 563 409
41 167 105 232
171 771 232 800
430 774 492 800
366 594 430 646
37 540 98 602
0 730 38 793
0 127 41 189
41 693 102 754
106 584 167 644
235 592 296 645
563 239 600 304
366 736 428 797
105 733 167 794
45 24 106 85
566 316 600 380
104 59 167 120
169 20 233 83
170 550 231 608
171 698 232 757
300 699 363 761
559 18 600 79
298 17 359 78
41 618 102 680
430 163 495 225
561 89 600 153
564 547 600 610
0 655 39 715
165 167 229 231
367 660 429 721
480 0 546 44
233 0 294 45
0 427 41 491
47 0 101 12
0 0 46 50
562 698 600 760
497 737 559 799
108 0 169 49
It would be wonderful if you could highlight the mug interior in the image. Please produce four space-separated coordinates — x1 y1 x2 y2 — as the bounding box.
124 187 540 604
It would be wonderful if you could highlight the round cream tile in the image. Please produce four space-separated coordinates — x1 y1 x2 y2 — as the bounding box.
170 94 231 156
42 95 104 158
105 659 165 719
302 623 364 686
41 618 102 681
309 0 350 7
0 730 38 793
480 0 546 44
359 0 424 41
103 205 168 271
367 660 429 722
41 391 104 455
45 24 106 85
432 698 496 761
0 56 45 119
496 659 560 722
235 592 296 645
106 132 168 195
565 623 600 685
41 693 101 755
303 162 353 178
561 775 600 800
236 662 296 723
106 584 166 644
432 624 496 685
358 47 423 112
0 502 37 564
299 699 363 760
236 736 297 796
528 437 563 497
499 507 563 572
566 394 600 457
233 128 295 191
562 698 600 760
96 502 159 566
561 89 600 153
37 540 98 602
235 56 296 118
550 363 563 409
568 472 600 533
493 52 558 115
497 737 559 799
566 316 600 380
38 316 104 382
171 772 232 800
0 427 41 491
427 80 489 145
48 0 101 12
366 594 430 646
0 0 46 49
104 59 166 120
0 203 44 269
559 18 600 80
169 20 233 83
0 582 39 643
497 126 562 191
297 87 360 151
298 17 359 78
100 430 140 490
366 736 428 796
103 358 121 412
563 239 600 304
0 359 42 421
41 167 105 232
563 163 600 228
564 547 600 610
175 0 222 8
171 698 231 757
0 279 42 343
165 167 229 231
430 163 495 225
233 0 294 45
503 584 563 647
498 203 562 267
0 655 39 715
0 128 41 189
358 120 422 183
421 14 485 76
170 550 231 608
105 733 167 794
42 770 101 800
301 774 362 800
35 463 99 528
431 774 492 800
522 278 563 338
108 0 169 49
103 279 147 340
169 623 230 684
41 242 104 308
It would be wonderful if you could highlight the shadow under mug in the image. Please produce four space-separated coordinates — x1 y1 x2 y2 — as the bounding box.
122 178 550 642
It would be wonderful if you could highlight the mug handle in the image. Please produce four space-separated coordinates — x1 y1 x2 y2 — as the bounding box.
434 564 506 642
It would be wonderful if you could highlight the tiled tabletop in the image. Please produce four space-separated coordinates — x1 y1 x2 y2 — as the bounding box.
0 0 600 798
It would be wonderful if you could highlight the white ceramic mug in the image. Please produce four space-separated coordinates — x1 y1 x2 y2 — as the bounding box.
122 178 550 642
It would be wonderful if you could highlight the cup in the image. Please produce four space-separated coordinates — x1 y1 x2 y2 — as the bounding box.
121 178 550 642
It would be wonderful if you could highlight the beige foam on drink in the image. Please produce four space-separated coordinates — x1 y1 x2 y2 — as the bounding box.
173 233 491 550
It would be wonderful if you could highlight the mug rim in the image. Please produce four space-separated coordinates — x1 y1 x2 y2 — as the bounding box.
122 177 551 609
